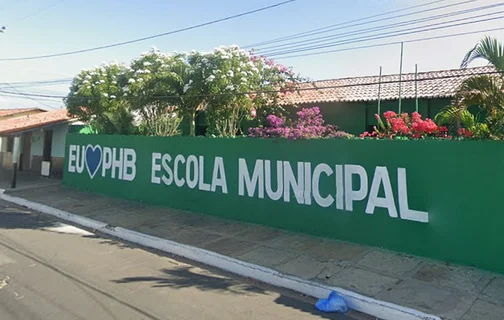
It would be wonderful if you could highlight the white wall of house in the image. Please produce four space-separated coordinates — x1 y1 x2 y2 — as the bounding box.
29 122 69 158
0 137 5 152
51 123 68 158
30 130 43 157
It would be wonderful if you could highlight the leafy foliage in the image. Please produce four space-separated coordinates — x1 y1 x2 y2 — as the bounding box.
248 107 351 140
65 62 135 135
191 45 303 137
436 36 504 139
362 111 448 140
65 46 303 137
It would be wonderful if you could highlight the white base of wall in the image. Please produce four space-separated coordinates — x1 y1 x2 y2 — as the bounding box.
0 190 440 320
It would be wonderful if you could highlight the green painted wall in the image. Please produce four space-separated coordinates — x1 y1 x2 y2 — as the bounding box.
178 98 451 136
65 134 504 274
289 98 451 135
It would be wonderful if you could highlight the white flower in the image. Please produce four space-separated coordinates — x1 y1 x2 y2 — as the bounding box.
183 84 190 93
228 70 234 77
206 75 216 82
188 79 193 85
112 80 117 84
110 95 116 99
99 79 105 84
241 71 248 76
123 86 129 92
226 85 235 90
237 67 241 72
95 81 101 85
137 78 143 82
144 69 151 74
143 61 152 67
170 112 177 118
85 75 92 80
241 78 247 83
128 78 136 84
102 93 108 97
83 80 90 84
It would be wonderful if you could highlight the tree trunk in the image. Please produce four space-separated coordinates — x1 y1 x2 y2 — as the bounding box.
189 112 196 137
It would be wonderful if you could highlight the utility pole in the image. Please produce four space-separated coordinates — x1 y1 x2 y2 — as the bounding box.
11 136 20 189
398 42 404 114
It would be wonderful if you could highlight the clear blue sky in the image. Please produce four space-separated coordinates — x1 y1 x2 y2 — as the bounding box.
0 0 501 109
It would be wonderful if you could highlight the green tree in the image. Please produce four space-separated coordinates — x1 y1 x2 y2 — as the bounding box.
125 48 204 136
436 37 504 137
191 45 302 137
65 62 135 135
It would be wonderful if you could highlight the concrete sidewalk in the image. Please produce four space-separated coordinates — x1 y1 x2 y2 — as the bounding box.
5 184 504 320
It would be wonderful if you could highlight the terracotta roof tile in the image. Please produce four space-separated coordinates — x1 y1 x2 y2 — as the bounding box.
280 66 497 105
0 108 45 117
0 109 73 135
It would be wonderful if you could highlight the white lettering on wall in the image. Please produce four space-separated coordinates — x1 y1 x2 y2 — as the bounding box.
174 155 186 187
122 149 136 181
312 163 334 208
398 168 429 223
198 156 211 191
365 166 398 218
304 162 312 205
69 143 429 224
211 157 228 193
161 154 173 185
151 153 162 184
283 161 304 204
344 165 368 211
186 155 198 189
68 145 76 173
335 165 344 210
102 147 112 177
238 158 264 198
75 146 85 173
265 160 283 201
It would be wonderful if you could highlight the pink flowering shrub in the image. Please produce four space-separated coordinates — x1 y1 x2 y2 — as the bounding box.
361 111 450 140
248 107 351 140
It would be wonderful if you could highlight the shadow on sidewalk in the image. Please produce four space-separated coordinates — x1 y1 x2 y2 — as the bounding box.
112 266 355 320
0 208 57 230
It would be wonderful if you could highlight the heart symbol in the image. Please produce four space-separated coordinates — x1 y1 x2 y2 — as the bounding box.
85 145 102 179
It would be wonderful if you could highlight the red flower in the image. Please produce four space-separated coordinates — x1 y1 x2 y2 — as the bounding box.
383 111 397 120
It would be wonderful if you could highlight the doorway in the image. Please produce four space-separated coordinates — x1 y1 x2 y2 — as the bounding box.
43 130 53 162
20 133 32 171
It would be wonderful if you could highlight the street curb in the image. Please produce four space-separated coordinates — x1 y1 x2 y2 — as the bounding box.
0 190 440 320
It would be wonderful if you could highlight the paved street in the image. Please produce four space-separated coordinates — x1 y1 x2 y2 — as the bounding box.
0 199 372 320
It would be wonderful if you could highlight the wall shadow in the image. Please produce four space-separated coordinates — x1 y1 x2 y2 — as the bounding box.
112 265 356 320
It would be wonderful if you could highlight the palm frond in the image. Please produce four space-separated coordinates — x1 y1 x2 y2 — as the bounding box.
456 75 504 111
435 106 468 126
461 36 504 72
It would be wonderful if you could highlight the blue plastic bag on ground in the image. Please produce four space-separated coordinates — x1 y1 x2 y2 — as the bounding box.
315 291 348 313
